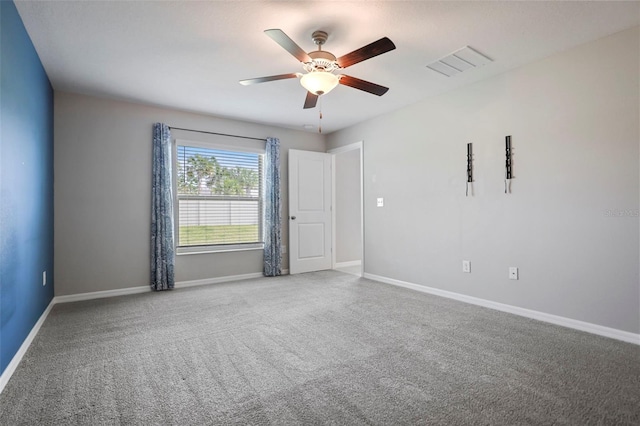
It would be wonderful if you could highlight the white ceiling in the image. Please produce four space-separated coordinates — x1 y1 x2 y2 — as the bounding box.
15 1 640 134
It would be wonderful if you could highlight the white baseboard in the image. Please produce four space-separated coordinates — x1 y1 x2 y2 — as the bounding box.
175 270 291 288
54 285 150 303
364 273 640 345
334 260 362 268
54 270 293 302
0 299 55 394
176 272 264 288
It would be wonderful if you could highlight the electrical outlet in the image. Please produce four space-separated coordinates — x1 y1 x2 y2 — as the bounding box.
281 245 287 254
43 271 47 286
462 260 471 273
509 267 519 280
377 198 384 207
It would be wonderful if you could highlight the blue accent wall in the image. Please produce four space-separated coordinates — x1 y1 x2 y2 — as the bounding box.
0 1 54 376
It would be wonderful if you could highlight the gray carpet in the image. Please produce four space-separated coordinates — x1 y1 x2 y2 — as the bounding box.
1 271 638 425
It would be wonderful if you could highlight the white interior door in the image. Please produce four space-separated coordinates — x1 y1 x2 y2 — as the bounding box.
289 149 332 274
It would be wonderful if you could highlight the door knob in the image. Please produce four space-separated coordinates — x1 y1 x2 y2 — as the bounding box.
290 216 296 220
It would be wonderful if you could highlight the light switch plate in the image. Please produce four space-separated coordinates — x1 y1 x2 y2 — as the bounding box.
509 267 518 280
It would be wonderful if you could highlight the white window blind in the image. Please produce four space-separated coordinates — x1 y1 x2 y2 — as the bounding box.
176 144 263 247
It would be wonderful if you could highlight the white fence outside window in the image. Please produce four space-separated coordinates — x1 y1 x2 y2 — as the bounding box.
179 198 260 226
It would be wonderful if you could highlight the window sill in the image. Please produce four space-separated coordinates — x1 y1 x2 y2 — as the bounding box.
176 244 264 256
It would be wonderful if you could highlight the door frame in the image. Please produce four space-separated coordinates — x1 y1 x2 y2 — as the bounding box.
328 141 364 277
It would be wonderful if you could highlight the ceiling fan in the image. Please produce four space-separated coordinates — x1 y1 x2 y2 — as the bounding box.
239 29 396 109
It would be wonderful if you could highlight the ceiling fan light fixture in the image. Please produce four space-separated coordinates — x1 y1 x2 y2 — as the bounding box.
300 71 339 96
241 29 395 108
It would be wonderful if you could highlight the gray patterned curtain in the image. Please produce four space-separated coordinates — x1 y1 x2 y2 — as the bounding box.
264 137 282 276
151 123 175 290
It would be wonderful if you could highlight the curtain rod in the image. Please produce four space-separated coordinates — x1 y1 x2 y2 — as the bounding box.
169 126 267 142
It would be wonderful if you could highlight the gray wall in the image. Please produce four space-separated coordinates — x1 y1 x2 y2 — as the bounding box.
327 27 640 333
54 92 325 296
334 148 362 263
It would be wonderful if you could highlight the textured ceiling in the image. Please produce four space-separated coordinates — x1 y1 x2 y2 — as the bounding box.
15 1 640 134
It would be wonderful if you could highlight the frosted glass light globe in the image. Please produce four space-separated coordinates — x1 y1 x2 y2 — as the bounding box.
300 72 339 96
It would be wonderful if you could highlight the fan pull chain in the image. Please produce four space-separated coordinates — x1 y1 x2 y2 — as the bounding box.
318 97 323 134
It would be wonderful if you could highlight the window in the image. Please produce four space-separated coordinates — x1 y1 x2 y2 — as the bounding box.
176 142 264 251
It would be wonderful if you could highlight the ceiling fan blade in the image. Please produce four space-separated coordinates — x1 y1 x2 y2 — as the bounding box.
336 37 396 69
265 29 312 63
339 75 389 96
303 91 318 109
239 73 300 85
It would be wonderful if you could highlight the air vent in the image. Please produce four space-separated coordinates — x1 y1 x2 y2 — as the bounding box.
426 46 493 77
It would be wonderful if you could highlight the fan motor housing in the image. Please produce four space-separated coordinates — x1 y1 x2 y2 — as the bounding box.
305 50 339 72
